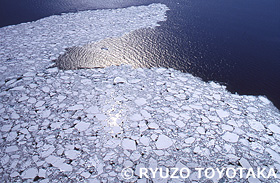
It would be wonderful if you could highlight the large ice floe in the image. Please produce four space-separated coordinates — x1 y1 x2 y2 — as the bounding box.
0 3 280 183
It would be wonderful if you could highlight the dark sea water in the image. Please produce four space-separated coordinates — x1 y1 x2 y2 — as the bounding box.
1 0 280 109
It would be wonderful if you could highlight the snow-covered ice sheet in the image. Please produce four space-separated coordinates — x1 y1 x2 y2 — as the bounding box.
1 64 280 182
1 3 280 183
0 3 168 80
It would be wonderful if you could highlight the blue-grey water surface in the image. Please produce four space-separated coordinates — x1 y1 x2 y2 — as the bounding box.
1 0 280 109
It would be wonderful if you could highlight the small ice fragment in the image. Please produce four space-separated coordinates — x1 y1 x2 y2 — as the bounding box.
21 168 38 179
156 135 173 149
135 98 147 106
268 124 280 134
68 105 83 110
216 109 229 118
222 132 239 143
65 150 80 159
113 77 126 84
75 122 90 132
122 139 136 150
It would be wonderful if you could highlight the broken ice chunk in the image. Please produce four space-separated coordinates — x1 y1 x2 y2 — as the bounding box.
248 177 261 183
42 86 50 93
27 97 37 104
129 113 143 121
95 114 107 121
122 139 136 150
135 98 147 106
268 124 280 134
222 132 239 143
140 136 150 146
185 137 195 145
140 110 151 119
85 106 99 114
41 110 51 118
35 101 45 108
38 169 46 178
216 109 229 118
258 96 270 104
196 127 206 134
81 79 92 85
68 104 84 110
64 150 80 159
247 107 258 113
45 155 73 171
81 171 91 178
5 146 19 153
75 122 90 132
148 123 159 129
11 112 20 119
265 148 280 164
221 124 234 131
113 77 126 84
21 168 38 179
130 151 141 161
155 135 173 149
239 158 252 169
249 120 265 131
175 120 185 127
1 124 12 132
